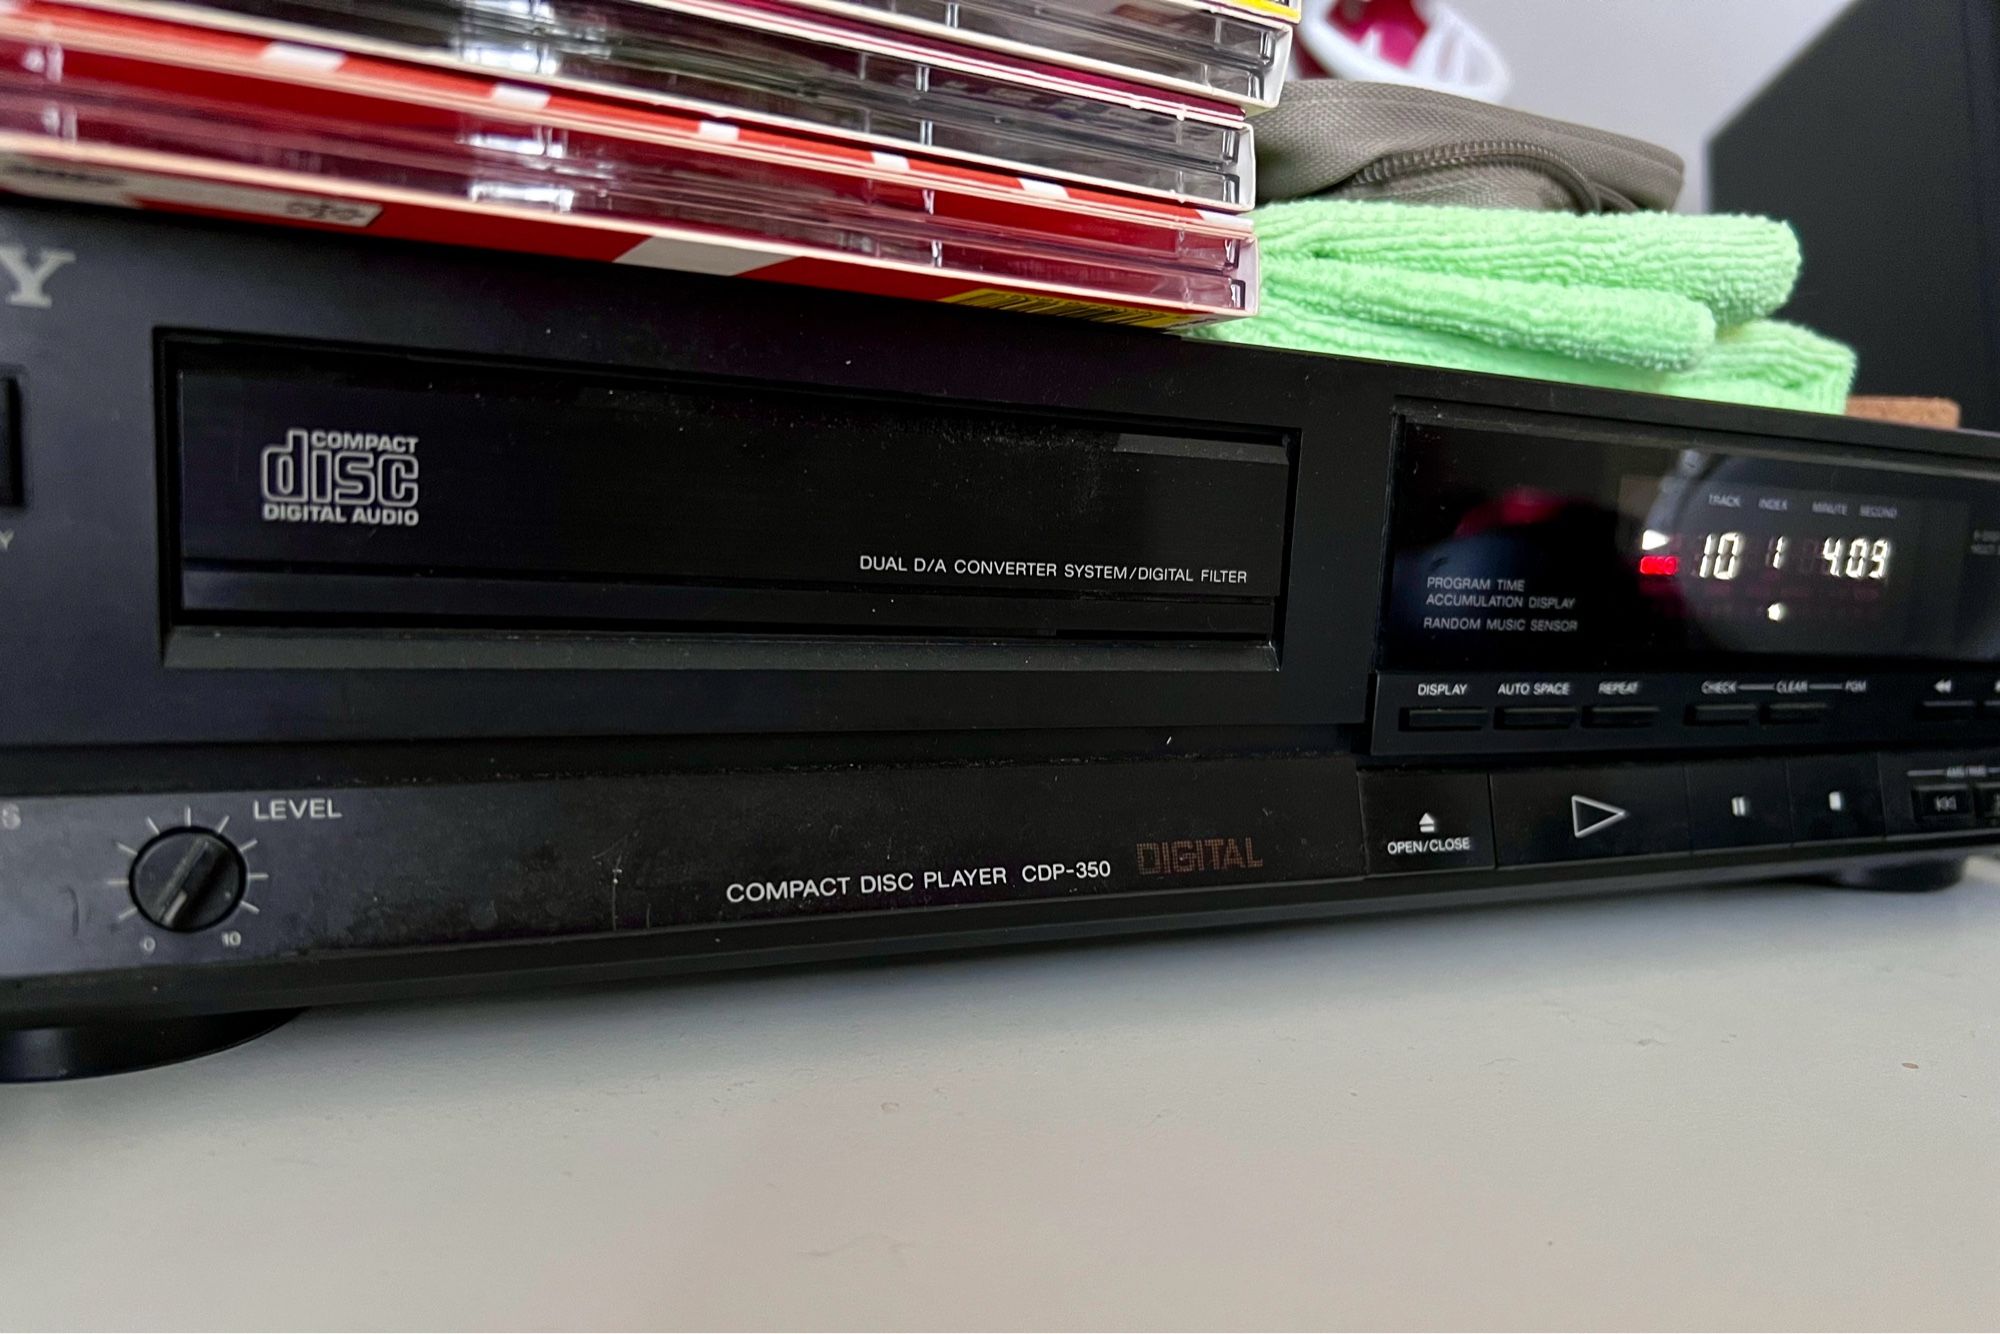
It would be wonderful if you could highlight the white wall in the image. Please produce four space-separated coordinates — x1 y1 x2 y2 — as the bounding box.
1447 0 1855 210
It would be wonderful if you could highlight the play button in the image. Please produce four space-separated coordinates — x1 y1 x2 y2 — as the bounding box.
1570 795 1630 839
1489 766 1691 865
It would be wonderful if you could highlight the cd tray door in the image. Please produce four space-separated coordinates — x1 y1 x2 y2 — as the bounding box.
168 338 1292 641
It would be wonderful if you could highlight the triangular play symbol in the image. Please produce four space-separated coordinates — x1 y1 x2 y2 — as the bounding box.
1570 794 1630 839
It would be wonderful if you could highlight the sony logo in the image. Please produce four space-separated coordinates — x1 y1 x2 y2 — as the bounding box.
0 246 74 309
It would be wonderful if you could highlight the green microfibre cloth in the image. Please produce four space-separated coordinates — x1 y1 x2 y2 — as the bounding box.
1253 200 1802 329
1661 320 1860 412
1257 254 1716 371
1204 198 1856 413
1206 301 1856 414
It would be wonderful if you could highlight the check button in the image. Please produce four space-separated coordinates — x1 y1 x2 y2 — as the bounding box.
1490 766 1692 866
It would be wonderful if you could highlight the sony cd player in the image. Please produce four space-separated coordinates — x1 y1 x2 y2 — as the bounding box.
1 200 1997 1076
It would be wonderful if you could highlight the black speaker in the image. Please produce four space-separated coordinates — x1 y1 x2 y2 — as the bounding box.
1711 0 2000 427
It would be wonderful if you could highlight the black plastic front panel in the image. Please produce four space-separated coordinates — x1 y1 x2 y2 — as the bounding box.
0 200 1382 747
170 338 1291 640
7 738 2000 1027
7 201 2000 1030
0 753 1367 982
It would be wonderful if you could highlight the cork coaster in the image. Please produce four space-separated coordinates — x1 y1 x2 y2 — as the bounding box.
1846 396 1963 429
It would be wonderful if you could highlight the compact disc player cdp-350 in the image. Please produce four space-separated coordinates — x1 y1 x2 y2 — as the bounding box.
1 201 1997 1076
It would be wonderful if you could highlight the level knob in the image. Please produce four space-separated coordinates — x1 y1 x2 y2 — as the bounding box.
130 829 246 932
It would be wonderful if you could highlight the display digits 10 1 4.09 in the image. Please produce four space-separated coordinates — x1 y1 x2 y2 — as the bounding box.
1689 532 1892 582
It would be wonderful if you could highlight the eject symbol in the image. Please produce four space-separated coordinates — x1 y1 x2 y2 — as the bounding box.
1570 795 1630 839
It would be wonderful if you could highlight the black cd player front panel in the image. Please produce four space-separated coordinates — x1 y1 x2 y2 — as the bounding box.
1 200 1998 1041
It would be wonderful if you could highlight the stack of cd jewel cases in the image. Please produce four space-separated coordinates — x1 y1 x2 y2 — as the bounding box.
0 0 1300 327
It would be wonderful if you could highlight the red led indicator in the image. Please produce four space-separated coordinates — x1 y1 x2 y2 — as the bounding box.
1638 554 1679 576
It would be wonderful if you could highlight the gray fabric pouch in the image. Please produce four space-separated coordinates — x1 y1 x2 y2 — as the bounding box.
1255 79 1686 211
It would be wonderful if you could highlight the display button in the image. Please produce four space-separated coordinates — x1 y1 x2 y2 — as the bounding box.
1974 782 2000 825
1687 760 1793 849
1583 705 1657 729
1490 766 1691 865
1688 703 1757 726
1360 772 1495 874
1762 701 1829 725
1911 783 1975 829
1917 700 1976 721
1787 755 1885 842
1496 706 1576 730
1402 707 1486 732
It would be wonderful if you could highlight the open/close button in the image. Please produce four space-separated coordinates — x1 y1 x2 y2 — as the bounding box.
1360 771 1495 875
1490 765 1691 865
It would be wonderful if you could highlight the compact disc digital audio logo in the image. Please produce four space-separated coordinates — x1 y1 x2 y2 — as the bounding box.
259 428 420 527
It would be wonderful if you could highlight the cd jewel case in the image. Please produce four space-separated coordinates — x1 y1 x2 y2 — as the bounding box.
0 26 1257 323
67 0 1258 206
699 0 1294 107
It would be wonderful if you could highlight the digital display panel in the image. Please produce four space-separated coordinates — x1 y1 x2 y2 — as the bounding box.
1619 474 1919 654
1383 418 2000 669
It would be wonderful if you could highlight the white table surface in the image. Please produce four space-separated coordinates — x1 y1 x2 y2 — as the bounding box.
5 866 1998 1332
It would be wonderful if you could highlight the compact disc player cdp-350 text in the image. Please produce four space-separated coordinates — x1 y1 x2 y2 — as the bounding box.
1 201 1997 1076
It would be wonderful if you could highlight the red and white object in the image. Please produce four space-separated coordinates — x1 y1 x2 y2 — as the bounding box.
0 26 1255 325
1295 0 1508 102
